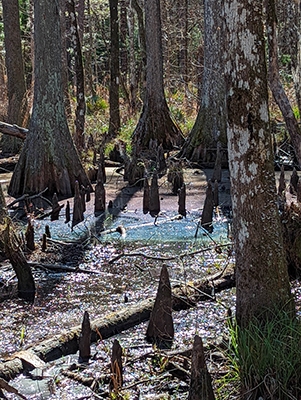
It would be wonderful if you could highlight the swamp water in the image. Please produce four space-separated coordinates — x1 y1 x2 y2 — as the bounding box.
0 168 236 398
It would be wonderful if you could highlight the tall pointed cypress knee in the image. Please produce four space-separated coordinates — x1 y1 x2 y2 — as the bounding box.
25 219 35 251
72 181 84 229
143 176 150 214
178 184 186 217
188 335 215 400
79 311 91 363
201 181 214 233
146 265 174 349
110 339 123 392
149 172 160 217
51 193 63 221
65 200 70 223
94 165 106 214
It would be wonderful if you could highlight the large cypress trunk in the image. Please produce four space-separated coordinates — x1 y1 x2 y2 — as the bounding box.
8 0 91 201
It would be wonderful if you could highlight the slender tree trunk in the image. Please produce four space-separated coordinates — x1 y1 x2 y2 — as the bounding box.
66 0 86 151
131 0 146 103
119 0 128 79
2 0 28 153
128 1 139 113
266 0 301 167
59 0 72 119
177 0 188 90
277 0 301 116
108 0 121 140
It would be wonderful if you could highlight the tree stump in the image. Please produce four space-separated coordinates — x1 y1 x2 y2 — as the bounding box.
0 184 35 302
65 200 70 223
178 184 186 217
72 181 84 229
143 176 150 214
146 265 174 349
41 233 47 252
25 220 35 251
201 181 214 233
188 335 215 400
149 172 160 217
110 339 123 393
51 193 64 221
45 225 51 238
79 311 91 363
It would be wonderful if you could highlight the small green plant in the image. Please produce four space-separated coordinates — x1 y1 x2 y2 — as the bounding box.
86 95 108 115
19 325 26 347
293 105 300 120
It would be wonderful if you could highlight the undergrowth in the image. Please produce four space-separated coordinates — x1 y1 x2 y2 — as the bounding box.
217 309 301 400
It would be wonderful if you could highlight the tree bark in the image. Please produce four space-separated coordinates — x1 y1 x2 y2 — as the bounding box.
224 0 294 327
8 0 92 201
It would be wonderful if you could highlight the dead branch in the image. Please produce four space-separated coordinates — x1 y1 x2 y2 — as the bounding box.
108 243 232 264
28 262 103 274
0 121 27 140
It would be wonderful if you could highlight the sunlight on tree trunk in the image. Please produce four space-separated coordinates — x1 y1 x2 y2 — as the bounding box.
224 0 294 327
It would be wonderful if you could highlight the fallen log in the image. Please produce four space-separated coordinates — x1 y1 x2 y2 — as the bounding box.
0 269 235 381
0 121 27 140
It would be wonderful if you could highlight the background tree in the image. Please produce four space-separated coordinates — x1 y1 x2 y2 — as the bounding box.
66 0 86 151
1 0 29 154
131 0 183 153
108 0 121 140
277 0 301 116
266 0 301 166
180 0 227 164
8 0 91 200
